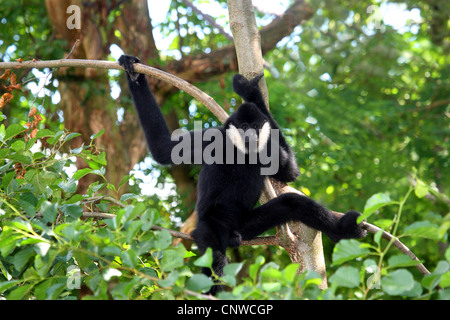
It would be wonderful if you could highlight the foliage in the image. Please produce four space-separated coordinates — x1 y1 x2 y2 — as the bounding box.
0 111 448 299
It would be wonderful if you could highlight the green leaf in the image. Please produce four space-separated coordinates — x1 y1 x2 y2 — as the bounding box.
381 269 414 295
186 274 214 292
4 124 25 141
13 247 36 271
439 271 450 288
387 254 419 269
158 271 179 288
64 132 82 142
58 178 77 194
35 129 55 139
1 171 14 189
7 284 33 300
332 239 370 266
329 266 360 288
283 263 300 283
194 247 213 268
374 229 383 245
90 128 105 140
422 261 449 289
0 124 6 141
46 280 67 300
121 249 139 268
60 204 83 220
9 220 33 233
88 152 107 165
249 256 265 281
25 138 37 151
414 179 429 198
0 147 10 159
46 131 64 145
10 140 25 152
72 168 93 181
40 201 57 223
141 209 159 232
40 171 58 185
74 250 95 270
7 153 32 164
402 221 441 240
260 264 282 280
34 279 53 300
262 282 282 292
0 229 23 257
224 262 244 277
358 193 396 223
0 280 20 293
120 193 139 202
160 246 186 272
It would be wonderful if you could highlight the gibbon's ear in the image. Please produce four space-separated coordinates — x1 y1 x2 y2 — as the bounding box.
226 124 247 154
258 122 271 152
232 74 264 102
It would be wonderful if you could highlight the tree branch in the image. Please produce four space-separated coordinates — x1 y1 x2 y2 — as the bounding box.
1 58 430 276
0 59 229 123
180 0 234 42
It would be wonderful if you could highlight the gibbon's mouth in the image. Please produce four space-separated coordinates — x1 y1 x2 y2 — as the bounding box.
226 122 271 154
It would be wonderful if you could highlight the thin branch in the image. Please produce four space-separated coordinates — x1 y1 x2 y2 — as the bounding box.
83 195 127 208
64 39 80 59
333 211 431 276
180 0 234 42
0 59 229 123
1 58 430 276
80 210 429 275
82 212 116 219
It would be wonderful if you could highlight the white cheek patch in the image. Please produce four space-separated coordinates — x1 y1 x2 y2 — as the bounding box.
258 122 271 152
227 124 247 154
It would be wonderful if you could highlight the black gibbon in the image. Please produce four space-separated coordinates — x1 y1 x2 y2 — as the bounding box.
119 55 366 294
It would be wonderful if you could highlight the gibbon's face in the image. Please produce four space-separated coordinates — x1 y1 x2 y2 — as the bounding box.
226 103 271 154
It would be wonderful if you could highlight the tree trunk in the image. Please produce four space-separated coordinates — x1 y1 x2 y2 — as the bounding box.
227 0 327 288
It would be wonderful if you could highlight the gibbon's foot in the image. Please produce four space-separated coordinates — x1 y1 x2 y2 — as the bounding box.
228 231 242 248
118 55 141 82
232 73 264 102
329 211 367 242
207 284 224 296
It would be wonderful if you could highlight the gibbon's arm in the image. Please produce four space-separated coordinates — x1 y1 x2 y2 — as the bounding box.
119 55 207 165
233 74 299 182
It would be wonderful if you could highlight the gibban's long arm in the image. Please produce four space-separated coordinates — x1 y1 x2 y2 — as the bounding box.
120 55 209 165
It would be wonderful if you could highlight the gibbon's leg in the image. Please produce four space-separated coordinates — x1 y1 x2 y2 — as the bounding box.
238 193 367 243
191 220 229 294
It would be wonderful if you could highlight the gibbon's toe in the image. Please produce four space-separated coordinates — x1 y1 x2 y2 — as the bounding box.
118 55 141 81
340 211 367 239
329 211 367 242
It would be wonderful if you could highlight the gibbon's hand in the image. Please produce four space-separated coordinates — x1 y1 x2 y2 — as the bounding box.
118 55 142 82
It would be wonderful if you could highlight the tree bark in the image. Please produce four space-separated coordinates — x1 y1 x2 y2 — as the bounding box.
227 0 327 288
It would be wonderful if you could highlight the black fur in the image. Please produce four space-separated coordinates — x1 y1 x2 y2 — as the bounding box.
119 55 367 295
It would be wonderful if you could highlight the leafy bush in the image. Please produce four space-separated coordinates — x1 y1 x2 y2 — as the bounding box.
0 110 448 300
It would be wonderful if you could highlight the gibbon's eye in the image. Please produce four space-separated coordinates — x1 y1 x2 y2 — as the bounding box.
241 123 249 130
252 123 258 130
